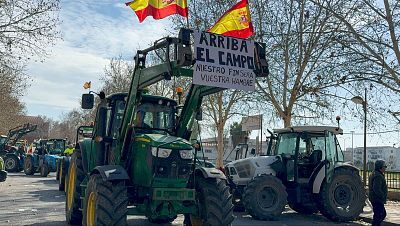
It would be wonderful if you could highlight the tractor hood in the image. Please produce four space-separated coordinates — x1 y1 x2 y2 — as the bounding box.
135 133 193 150
225 155 280 180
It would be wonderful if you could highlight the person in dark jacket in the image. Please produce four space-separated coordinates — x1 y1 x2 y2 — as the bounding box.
368 159 388 226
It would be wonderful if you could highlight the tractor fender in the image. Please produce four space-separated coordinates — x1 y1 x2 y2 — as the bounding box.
311 161 360 194
195 167 226 180
91 165 129 182
77 141 89 174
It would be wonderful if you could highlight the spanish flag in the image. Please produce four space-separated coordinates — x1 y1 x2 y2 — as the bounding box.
208 0 254 39
126 0 188 23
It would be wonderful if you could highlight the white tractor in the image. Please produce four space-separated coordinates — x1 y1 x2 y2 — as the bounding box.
224 125 366 222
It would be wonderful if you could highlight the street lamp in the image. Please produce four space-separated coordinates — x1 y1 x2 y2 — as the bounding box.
351 88 367 186
350 131 354 163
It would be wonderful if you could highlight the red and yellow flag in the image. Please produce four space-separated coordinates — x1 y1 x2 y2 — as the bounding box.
126 0 188 23
208 0 254 39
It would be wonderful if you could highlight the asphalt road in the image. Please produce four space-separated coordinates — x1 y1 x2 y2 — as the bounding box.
0 173 371 226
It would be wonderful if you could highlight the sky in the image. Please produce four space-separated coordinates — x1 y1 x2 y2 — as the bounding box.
21 0 400 149
23 0 172 119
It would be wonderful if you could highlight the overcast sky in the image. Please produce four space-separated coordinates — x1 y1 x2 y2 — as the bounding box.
23 0 171 119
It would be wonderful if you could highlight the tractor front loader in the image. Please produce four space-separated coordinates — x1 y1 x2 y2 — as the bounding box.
64 28 268 226
0 123 37 172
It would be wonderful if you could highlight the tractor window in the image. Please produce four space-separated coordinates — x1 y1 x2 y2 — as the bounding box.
276 133 298 156
0 137 6 146
110 100 125 138
135 102 175 133
335 136 344 162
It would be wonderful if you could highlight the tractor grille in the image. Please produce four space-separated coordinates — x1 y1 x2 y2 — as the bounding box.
233 162 253 178
153 150 192 179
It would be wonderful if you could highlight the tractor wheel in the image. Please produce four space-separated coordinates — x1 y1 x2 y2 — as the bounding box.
289 202 318 215
148 216 177 224
4 155 20 172
66 151 85 224
24 156 35 175
40 164 49 177
82 174 128 226
56 159 60 180
243 174 287 220
184 177 234 226
58 158 68 191
0 170 7 182
317 168 366 222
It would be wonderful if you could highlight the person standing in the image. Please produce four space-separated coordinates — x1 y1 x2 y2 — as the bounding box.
368 159 388 226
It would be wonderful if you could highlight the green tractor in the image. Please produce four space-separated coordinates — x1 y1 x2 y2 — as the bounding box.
64 29 268 225
57 126 93 192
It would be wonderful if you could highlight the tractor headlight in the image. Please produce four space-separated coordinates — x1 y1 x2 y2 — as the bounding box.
151 147 172 158
179 149 194 159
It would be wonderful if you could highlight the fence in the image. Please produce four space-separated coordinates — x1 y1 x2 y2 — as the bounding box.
361 170 400 191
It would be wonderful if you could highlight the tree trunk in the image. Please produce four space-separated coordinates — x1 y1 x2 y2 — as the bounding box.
283 112 292 128
216 123 225 168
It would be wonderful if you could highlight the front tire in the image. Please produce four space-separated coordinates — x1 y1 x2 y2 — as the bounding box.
82 174 128 226
243 174 287 220
4 155 20 172
0 170 7 182
185 177 234 226
40 164 49 177
66 151 85 224
24 156 35 175
317 168 366 222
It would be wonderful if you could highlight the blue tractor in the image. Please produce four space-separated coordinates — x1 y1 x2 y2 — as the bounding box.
24 139 65 177
0 124 37 172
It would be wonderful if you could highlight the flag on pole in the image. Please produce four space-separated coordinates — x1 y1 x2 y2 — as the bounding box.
83 81 91 90
208 0 254 39
126 0 188 23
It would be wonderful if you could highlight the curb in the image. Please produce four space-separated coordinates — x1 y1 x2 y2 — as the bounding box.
359 217 398 226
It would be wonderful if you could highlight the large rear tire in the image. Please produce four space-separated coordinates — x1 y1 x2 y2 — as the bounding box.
4 154 20 172
184 177 234 226
24 156 36 175
82 174 128 226
66 151 85 224
317 168 366 222
243 174 287 220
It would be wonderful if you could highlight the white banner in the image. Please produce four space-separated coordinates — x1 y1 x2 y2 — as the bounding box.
241 114 262 131
193 31 256 91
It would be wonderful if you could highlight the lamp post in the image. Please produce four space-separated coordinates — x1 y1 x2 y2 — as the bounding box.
350 131 354 163
351 88 367 186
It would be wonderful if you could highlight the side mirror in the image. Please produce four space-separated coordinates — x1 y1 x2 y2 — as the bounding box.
82 94 94 109
195 108 203 121
250 148 256 155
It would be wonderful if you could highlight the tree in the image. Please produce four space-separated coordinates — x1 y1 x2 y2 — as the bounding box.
0 0 60 64
0 65 27 133
310 0 400 93
252 0 359 127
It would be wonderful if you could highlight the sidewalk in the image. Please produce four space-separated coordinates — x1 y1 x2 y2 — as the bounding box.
359 201 400 225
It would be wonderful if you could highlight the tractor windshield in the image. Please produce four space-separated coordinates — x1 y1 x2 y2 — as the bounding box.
134 102 175 134
0 136 7 146
276 133 297 156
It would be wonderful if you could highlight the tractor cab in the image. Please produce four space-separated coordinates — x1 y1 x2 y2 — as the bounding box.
272 126 344 184
46 139 66 155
